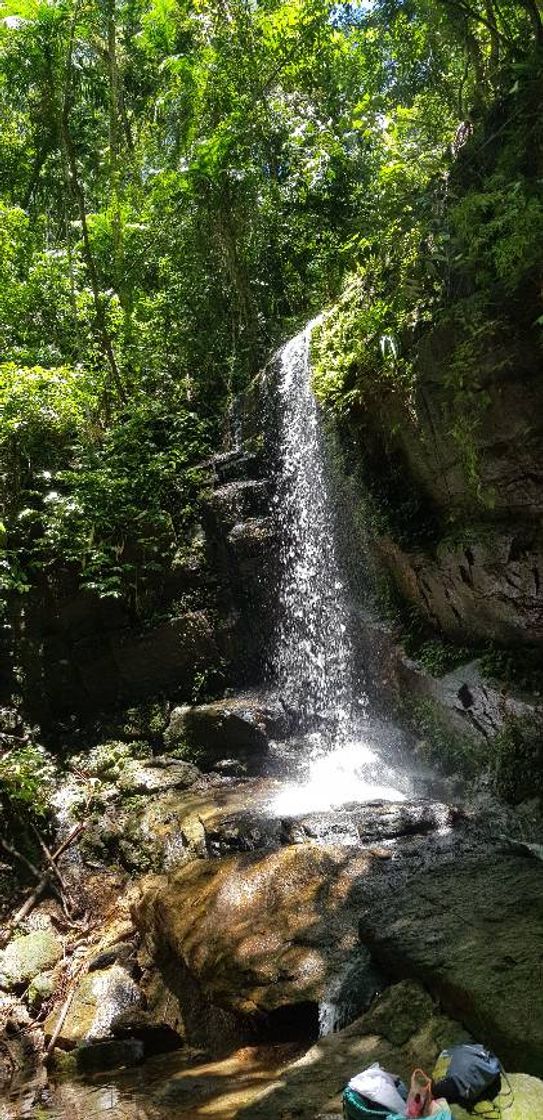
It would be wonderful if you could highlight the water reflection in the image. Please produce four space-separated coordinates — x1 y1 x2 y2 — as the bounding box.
4 1043 300 1120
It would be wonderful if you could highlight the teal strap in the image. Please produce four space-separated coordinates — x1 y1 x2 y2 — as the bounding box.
342 1086 406 1119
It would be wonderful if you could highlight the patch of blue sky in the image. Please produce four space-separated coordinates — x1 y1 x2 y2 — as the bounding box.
329 0 374 29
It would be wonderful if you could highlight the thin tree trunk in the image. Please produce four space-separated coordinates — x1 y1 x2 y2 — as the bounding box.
21 141 51 209
107 0 123 292
485 0 500 70
61 7 126 403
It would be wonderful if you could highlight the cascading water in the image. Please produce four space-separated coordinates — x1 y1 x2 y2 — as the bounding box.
273 320 355 738
270 321 412 814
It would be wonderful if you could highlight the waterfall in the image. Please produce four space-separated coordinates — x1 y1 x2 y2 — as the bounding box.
273 321 356 740
270 322 412 814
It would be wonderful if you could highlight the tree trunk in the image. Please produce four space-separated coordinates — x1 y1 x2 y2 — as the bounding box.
60 7 126 403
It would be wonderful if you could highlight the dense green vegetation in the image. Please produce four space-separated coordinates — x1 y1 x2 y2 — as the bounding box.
312 5 543 420
2 0 543 618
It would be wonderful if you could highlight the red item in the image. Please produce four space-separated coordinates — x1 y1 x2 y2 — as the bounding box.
406 1069 433 1117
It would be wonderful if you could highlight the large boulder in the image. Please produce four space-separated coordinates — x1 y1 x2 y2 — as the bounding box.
133 801 454 1035
357 846 543 1076
164 694 289 770
135 845 370 1020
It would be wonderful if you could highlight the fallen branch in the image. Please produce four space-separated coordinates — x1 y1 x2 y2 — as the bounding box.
51 822 86 862
30 826 76 919
0 823 86 945
45 956 88 1064
0 873 53 946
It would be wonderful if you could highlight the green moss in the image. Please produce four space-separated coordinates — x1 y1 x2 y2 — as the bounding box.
0 741 55 821
0 929 63 989
167 738 207 768
492 717 543 804
405 697 488 781
72 739 152 781
122 700 170 742
480 647 543 696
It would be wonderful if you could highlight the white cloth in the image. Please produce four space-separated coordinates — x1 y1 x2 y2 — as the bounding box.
348 1063 407 1115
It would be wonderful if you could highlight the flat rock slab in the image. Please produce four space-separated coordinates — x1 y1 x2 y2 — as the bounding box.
357 846 543 1075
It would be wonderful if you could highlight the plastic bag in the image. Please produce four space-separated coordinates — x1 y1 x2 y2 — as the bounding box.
348 1064 408 1115
406 1069 432 1117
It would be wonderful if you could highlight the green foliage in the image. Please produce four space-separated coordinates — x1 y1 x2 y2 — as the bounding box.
492 717 543 804
1 0 543 620
0 741 55 822
410 637 475 678
0 361 209 605
122 700 170 742
480 646 543 695
406 696 488 781
0 362 93 468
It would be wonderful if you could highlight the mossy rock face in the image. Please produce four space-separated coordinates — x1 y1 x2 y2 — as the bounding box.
451 1074 543 1119
27 969 56 1008
0 929 63 989
72 740 153 782
117 757 200 795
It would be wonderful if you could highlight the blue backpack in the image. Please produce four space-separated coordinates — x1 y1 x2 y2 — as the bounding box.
432 1044 502 1107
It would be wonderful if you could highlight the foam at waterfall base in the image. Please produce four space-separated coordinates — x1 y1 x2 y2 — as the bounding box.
269 732 411 816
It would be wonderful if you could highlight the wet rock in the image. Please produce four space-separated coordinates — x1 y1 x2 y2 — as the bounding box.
213 758 247 776
111 1008 182 1055
81 776 279 873
136 966 186 1042
164 694 289 770
0 995 45 1094
357 846 543 1075
45 964 142 1049
206 480 271 529
87 939 137 973
0 929 63 990
74 1038 145 1074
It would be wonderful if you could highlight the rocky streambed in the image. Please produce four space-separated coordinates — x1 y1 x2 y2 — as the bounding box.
1 692 543 1119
